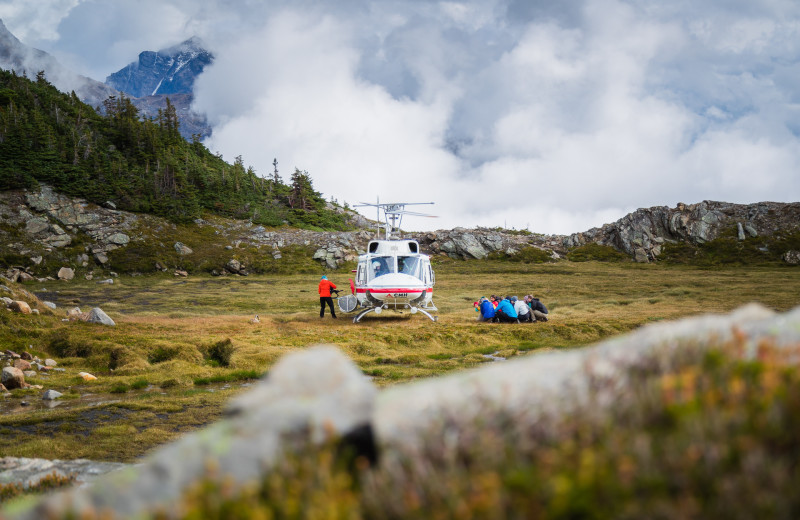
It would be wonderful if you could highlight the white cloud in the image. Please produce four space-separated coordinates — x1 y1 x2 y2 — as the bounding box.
3 0 800 234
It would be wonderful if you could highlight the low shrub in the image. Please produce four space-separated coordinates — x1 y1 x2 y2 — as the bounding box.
148 346 180 364
47 330 94 358
0 471 76 504
202 338 235 367
567 243 629 262
488 246 554 264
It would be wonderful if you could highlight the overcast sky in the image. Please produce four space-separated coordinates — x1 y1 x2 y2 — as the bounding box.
2 0 799 234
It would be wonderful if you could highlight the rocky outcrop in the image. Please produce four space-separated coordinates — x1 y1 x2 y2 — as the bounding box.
565 200 800 262
2 187 799 269
416 228 564 260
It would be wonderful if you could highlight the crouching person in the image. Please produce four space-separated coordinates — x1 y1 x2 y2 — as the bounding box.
512 296 533 322
525 295 549 322
476 297 496 322
494 296 519 323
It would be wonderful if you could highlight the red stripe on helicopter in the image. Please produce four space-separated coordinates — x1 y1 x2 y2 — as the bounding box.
356 288 433 294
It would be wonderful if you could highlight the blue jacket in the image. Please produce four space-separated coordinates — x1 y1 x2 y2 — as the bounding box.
479 300 495 319
496 299 517 318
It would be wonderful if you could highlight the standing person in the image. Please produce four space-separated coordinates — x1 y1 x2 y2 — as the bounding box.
318 275 337 319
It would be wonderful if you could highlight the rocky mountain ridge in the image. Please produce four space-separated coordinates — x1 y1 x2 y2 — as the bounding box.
1 186 798 281
0 20 210 139
105 37 212 98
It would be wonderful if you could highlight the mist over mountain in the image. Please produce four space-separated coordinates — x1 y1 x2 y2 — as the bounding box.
105 37 213 98
0 19 116 108
0 20 211 140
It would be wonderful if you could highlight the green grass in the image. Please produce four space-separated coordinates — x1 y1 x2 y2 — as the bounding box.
0 260 798 463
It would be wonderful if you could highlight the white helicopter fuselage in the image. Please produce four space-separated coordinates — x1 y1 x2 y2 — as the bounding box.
350 239 436 321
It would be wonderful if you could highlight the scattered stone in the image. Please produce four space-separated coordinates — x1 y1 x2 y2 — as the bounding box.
783 250 800 265
86 307 115 326
85 273 94 280
9 301 31 314
57 267 74 281
17 272 34 283
94 252 108 264
13 359 31 371
0 383 7 393
1 296 13 306
78 372 97 381
174 270 188 277
104 201 117 210
66 307 82 318
4 349 20 359
53 368 66 373
97 279 114 285
30 256 43 265
31 309 39 315
42 390 63 400
1 366 26 390
737 222 746 240
43 301 57 309
105 233 130 246
225 259 242 273
20 352 32 361
174 242 193 255
23 370 36 379
155 262 167 272
45 359 57 367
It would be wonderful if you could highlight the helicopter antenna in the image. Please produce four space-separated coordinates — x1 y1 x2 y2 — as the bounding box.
354 200 436 240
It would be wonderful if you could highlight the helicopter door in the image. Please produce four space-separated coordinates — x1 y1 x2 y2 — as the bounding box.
357 263 366 285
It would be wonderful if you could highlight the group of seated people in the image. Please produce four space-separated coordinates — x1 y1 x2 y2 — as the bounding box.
474 294 549 323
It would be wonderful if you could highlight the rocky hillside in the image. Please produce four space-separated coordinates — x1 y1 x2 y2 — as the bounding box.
564 200 800 262
1 186 798 282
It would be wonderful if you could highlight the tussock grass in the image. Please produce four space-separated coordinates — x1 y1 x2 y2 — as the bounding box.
0 261 798 463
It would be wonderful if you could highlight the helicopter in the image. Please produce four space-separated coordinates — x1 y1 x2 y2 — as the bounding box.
336 199 438 323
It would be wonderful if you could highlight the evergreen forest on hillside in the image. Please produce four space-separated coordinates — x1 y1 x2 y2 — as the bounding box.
0 69 349 229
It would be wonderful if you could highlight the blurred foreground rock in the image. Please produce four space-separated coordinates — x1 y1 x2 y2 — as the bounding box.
4 304 800 519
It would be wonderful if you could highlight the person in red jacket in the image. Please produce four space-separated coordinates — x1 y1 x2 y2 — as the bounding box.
318 275 337 319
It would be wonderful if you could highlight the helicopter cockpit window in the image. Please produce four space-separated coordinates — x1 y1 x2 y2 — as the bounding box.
370 256 395 279
398 256 420 278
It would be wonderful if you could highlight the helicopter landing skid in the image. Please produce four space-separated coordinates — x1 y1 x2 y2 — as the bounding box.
352 306 438 323
353 307 377 323
416 308 438 322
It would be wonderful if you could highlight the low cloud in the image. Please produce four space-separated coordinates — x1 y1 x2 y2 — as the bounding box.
5 0 800 234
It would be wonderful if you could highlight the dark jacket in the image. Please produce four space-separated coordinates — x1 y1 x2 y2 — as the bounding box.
530 298 548 314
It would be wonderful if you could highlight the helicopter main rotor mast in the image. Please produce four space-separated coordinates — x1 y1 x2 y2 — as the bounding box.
354 199 435 239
